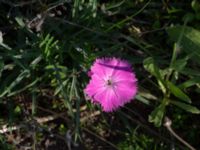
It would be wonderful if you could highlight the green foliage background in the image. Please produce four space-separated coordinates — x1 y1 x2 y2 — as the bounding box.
0 0 200 149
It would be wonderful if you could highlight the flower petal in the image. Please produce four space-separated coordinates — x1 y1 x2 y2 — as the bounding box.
100 88 121 112
84 74 105 101
84 57 138 112
115 80 137 104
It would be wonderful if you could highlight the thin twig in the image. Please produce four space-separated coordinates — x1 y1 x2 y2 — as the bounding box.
119 111 185 150
164 117 196 150
83 127 119 150
52 17 103 35
139 25 168 35
0 110 67 134
1 0 37 7
0 105 99 134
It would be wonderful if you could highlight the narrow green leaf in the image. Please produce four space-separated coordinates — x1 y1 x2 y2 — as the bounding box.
178 77 200 89
15 17 25 27
180 68 200 76
191 0 200 12
52 64 74 118
143 57 166 93
143 57 157 77
149 99 167 127
171 58 188 71
167 81 191 103
8 78 39 97
135 94 150 105
0 31 3 43
167 26 200 64
171 100 200 114
0 70 30 97
0 59 3 78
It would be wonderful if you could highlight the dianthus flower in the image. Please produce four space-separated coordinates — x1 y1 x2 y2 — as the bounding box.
84 57 137 112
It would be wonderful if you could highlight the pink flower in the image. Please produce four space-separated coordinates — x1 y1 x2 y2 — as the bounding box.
84 57 138 112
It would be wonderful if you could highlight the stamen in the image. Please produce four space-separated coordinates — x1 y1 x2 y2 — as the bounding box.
106 79 112 85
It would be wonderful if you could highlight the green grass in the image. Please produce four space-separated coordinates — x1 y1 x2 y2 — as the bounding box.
0 0 200 149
